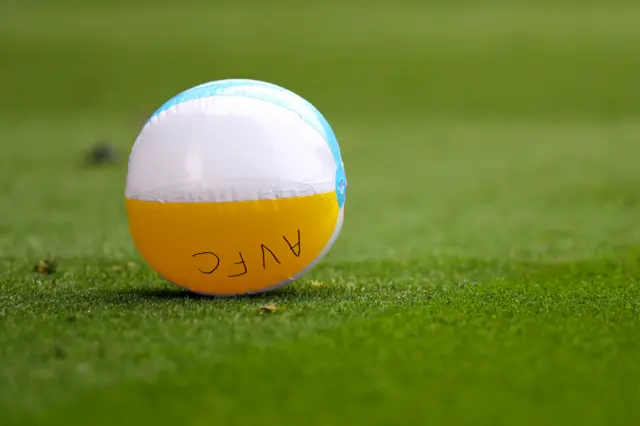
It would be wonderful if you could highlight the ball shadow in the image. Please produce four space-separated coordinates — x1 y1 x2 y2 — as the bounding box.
113 283 324 303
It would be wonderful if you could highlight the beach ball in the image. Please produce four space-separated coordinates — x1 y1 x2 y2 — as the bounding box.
125 79 347 296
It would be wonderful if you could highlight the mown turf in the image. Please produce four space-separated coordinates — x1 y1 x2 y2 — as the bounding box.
1 1 640 425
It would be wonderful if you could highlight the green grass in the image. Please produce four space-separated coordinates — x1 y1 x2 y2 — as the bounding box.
1 0 640 425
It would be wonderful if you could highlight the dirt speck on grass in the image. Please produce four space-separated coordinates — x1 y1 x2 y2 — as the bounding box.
258 304 279 314
34 259 57 275
111 261 139 271
84 141 119 166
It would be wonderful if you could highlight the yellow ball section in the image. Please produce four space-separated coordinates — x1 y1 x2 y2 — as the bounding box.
126 192 340 295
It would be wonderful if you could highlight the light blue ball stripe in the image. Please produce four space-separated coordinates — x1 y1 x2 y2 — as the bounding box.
146 79 347 208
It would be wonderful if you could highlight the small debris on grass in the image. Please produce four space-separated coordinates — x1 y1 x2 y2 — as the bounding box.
111 261 139 271
52 344 67 359
34 259 57 275
310 280 325 287
84 140 119 166
258 304 279 314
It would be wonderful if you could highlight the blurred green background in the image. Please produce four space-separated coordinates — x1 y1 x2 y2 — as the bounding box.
3 0 640 120
1 0 640 425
